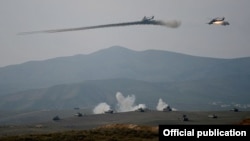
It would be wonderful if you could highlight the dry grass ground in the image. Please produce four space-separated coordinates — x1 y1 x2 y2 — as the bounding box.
239 118 250 125
0 124 158 141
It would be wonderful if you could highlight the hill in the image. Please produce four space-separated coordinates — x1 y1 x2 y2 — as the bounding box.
2 46 249 95
0 46 249 111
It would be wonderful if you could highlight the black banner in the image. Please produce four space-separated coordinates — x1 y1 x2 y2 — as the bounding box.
159 125 250 140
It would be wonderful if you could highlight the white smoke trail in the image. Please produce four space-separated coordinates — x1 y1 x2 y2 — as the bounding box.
159 20 181 28
116 92 147 112
18 19 181 35
93 102 111 114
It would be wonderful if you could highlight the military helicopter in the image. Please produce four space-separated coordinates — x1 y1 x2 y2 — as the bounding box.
207 17 229 26
141 16 154 22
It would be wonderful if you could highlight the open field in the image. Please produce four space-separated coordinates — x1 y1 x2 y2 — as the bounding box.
0 124 159 141
0 110 249 139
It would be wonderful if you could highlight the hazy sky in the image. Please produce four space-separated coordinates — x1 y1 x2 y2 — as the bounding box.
1 0 250 67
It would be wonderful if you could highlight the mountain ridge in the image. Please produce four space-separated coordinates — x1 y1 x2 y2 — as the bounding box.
1 46 242 95
0 46 249 110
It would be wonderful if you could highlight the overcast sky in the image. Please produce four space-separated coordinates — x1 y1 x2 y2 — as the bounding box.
0 0 250 67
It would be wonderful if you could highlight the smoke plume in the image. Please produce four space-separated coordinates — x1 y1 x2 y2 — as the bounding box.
93 92 147 114
93 102 111 114
18 18 181 35
156 98 169 111
156 98 177 111
116 92 146 112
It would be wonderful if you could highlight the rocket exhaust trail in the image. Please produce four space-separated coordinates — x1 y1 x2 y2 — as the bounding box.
18 19 181 35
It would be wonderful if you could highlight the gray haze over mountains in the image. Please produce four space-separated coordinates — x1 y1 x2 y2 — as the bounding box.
0 46 249 111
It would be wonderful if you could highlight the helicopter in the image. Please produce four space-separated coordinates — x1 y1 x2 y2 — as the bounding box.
207 17 229 26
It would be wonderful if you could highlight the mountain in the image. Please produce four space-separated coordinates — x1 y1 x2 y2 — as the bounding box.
0 46 250 110
1 46 249 95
